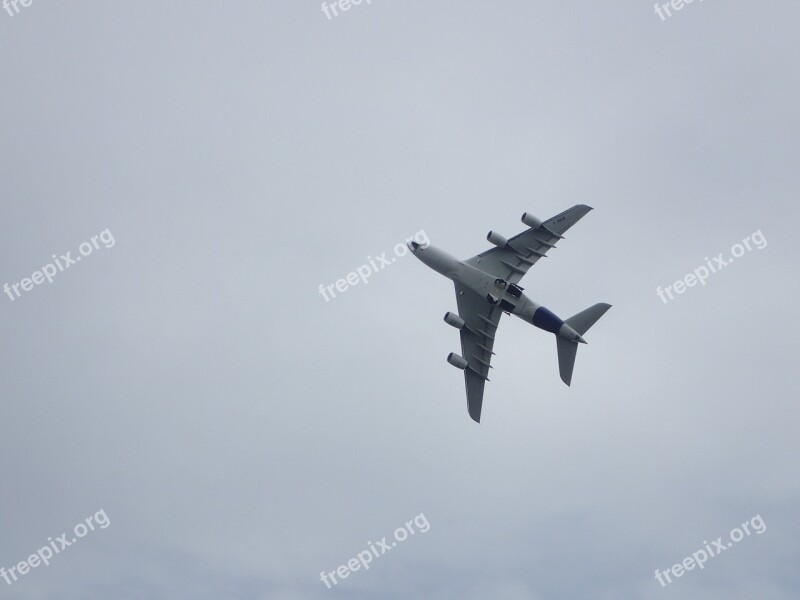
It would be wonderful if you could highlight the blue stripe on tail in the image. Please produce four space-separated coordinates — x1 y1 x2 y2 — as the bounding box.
532 306 564 334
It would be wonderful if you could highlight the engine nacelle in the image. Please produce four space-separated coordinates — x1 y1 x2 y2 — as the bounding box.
521 212 542 229
443 312 465 329
487 230 509 247
447 353 469 370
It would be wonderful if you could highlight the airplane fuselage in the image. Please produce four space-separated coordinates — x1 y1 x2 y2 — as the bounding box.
408 242 586 343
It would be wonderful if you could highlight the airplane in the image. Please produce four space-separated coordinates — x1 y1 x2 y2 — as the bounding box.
407 205 611 423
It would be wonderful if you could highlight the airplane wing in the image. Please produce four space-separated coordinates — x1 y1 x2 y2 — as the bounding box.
464 204 593 284
454 282 503 423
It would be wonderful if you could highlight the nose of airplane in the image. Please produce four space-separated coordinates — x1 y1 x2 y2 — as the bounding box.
407 240 420 251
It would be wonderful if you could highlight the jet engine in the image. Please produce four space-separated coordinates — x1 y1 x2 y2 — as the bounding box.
521 212 542 229
447 353 469 370
443 312 465 329
486 230 509 247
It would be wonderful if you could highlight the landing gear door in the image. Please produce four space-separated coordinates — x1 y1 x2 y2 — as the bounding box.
508 283 523 299
499 299 516 314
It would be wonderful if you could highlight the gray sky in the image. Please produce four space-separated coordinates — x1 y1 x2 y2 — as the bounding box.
1 1 799 598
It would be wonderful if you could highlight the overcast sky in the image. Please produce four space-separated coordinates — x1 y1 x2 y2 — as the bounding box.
1 1 799 598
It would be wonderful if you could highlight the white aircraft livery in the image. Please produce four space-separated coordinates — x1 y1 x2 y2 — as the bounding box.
408 205 611 423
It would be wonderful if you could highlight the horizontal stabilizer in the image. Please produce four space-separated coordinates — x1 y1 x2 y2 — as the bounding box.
557 303 611 385
565 303 611 336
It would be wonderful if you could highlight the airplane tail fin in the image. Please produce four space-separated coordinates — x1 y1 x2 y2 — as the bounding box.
556 303 611 386
556 337 579 386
